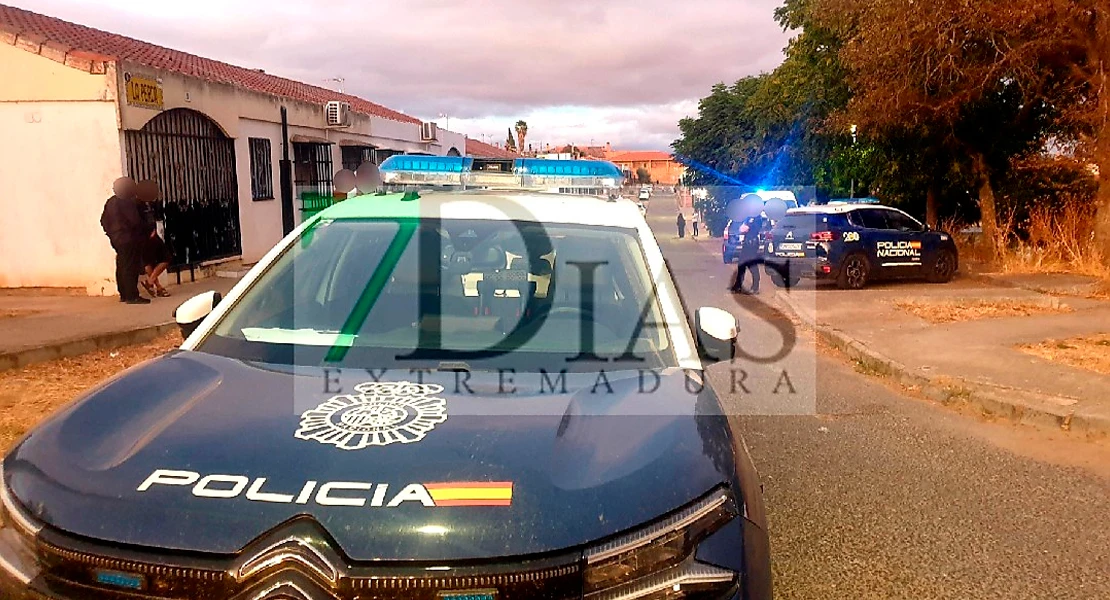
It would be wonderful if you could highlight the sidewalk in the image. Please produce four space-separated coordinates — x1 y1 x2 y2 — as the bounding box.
0 276 239 371
775 276 1110 436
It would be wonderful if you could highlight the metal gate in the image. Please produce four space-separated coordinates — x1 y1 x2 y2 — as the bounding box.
125 108 241 267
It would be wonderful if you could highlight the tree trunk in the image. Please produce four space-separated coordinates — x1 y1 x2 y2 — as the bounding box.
926 183 939 228
1094 14 1110 262
1096 133 1110 262
972 152 1000 260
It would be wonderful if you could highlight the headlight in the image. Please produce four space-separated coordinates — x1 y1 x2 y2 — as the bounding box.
583 487 739 599
0 463 42 585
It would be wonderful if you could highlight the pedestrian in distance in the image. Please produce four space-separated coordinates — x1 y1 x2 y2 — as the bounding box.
729 213 765 295
691 212 700 238
676 211 686 238
100 177 150 304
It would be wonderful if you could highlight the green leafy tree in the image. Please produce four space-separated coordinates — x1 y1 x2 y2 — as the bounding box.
635 168 652 184
812 0 1069 256
505 128 517 153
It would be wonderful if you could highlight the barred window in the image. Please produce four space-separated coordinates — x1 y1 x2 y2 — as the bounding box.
342 146 376 172
248 138 274 200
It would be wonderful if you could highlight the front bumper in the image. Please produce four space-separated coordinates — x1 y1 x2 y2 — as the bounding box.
0 489 750 600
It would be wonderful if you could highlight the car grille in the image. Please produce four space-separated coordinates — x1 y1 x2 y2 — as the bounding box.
32 517 583 600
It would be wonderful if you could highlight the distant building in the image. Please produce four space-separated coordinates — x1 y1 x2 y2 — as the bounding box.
464 137 519 159
0 4 465 294
605 150 685 185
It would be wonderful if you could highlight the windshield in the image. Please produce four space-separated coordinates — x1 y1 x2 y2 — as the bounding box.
199 218 675 371
775 213 849 234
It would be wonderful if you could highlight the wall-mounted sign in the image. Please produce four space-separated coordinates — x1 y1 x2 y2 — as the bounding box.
124 72 163 110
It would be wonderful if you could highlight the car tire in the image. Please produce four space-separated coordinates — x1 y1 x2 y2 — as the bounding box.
836 253 870 289
927 249 957 283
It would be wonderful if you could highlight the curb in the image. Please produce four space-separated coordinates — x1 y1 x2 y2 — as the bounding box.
774 289 1110 437
963 272 1103 298
0 321 178 373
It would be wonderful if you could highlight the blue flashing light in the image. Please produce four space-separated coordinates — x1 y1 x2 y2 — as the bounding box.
378 154 623 192
382 155 471 173
515 159 623 179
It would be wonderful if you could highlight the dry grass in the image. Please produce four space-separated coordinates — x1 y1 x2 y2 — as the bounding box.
1019 333 1110 377
0 332 181 451
946 200 1110 283
895 298 1072 324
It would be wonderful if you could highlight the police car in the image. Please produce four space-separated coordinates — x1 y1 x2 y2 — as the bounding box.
762 203 959 289
0 156 772 600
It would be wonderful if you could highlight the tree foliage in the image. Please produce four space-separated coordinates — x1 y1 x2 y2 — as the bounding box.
515 120 528 154
674 0 1107 258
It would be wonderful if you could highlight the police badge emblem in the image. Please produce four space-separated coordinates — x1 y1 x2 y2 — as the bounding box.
295 381 448 450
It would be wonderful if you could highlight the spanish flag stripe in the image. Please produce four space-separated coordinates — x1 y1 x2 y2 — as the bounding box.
427 488 513 501
424 482 513 490
433 499 513 507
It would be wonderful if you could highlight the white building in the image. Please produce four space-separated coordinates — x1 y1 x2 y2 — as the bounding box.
0 4 465 295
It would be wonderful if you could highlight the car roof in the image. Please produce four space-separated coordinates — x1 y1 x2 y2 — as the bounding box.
317 190 643 228
752 190 798 201
786 203 902 215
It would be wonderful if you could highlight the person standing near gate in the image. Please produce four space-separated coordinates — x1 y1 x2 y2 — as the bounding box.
137 180 173 298
691 211 700 239
100 177 150 304
676 211 686 238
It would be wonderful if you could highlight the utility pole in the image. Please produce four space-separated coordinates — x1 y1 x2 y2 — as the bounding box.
279 106 294 235
849 124 858 199
438 113 450 130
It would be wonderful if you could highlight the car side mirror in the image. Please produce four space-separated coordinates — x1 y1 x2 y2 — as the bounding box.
694 307 737 363
174 290 222 340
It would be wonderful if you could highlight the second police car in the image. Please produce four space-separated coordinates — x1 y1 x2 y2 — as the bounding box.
0 156 773 600
762 203 959 289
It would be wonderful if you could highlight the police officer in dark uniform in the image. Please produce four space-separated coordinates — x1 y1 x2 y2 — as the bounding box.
729 213 765 294
100 177 150 304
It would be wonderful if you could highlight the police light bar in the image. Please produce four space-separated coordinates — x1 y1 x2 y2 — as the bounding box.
378 155 623 193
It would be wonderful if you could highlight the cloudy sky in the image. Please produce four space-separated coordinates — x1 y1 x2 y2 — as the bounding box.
12 0 793 150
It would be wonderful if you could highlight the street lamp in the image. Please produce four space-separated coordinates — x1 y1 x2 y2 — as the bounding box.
849 124 858 199
438 113 450 130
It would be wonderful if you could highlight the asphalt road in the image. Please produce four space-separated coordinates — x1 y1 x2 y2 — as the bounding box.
648 196 1110 599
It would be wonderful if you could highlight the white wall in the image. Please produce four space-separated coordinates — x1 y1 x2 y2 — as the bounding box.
0 43 122 294
235 118 285 264
0 101 123 293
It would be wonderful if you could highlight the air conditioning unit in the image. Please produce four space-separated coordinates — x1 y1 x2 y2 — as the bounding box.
325 101 351 127
421 121 438 141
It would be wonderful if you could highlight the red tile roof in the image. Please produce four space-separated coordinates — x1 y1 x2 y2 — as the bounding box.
607 150 675 163
0 3 420 124
465 137 519 159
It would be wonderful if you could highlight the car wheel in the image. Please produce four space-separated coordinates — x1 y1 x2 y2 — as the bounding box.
837 253 870 289
927 249 957 283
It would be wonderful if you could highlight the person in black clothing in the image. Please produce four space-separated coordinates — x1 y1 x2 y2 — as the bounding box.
139 198 174 298
729 213 765 294
100 177 150 304
676 211 686 238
